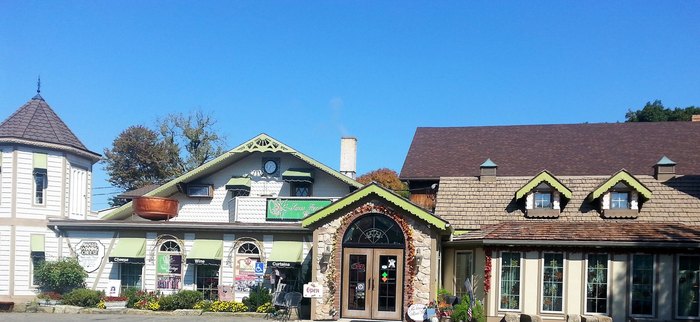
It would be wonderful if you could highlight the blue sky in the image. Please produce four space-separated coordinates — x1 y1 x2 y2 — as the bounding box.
1 1 699 209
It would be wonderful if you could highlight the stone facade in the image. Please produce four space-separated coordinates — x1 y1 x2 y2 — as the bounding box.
309 201 438 320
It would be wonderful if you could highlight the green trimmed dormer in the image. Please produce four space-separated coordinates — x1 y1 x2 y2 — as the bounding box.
515 170 572 218
588 169 652 219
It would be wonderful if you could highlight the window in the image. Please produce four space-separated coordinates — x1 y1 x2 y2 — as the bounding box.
34 170 47 205
156 240 182 290
610 191 629 209
120 264 143 292
500 252 521 310
31 251 45 286
586 254 608 314
542 253 564 312
237 242 260 255
195 265 220 300
534 192 553 209
631 254 654 316
455 251 474 298
677 255 700 318
291 182 311 197
235 241 261 295
187 184 213 198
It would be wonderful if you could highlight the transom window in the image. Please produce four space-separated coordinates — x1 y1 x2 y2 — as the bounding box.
343 214 404 247
237 242 260 255
160 241 181 252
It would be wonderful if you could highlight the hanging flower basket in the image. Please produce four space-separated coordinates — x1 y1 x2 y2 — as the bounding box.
133 196 179 221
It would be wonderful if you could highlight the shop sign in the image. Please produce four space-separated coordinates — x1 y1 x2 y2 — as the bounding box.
76 240 105 273
109 257 145 264
157 254 182 274
303 282 323 298
269 261 298 268
407 304 426 322
266 198 332 220
186 258 221 265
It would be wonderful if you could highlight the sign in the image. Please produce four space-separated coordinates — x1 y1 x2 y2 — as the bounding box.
303 282 323 298
255 261 265 275
266 198 332 220
105 280 121 297
76 240 105 273
218 285 235 301
109 257 145 264
186 258 221 265
407 304 427 322
269 261 298 268
157 254 182 274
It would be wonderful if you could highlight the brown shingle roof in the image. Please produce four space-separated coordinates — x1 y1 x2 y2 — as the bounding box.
436 175 700 230
400 122 700 179
0 95 100 160
453 221 700 245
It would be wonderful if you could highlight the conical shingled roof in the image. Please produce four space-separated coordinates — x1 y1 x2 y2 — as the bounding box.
0 94 100 161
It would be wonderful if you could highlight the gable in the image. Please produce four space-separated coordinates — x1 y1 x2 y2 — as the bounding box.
589 169 652 200
302 183 450 230
515 170 572 200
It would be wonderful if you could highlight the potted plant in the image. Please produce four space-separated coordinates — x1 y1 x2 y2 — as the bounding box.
102 296 128 308
438 301 454 322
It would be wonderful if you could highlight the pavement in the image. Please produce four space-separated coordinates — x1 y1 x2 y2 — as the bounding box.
0 312 274 321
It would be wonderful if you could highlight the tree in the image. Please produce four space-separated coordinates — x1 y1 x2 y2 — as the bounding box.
625 100 700 122
158 110 226 173
34 257 88 294
356 168 409 198
103 125 181 206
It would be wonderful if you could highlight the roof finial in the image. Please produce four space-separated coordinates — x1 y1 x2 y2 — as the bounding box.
37 75 41 94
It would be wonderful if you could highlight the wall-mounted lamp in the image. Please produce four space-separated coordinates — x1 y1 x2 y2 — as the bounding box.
320 247 332 265
414 254 423 266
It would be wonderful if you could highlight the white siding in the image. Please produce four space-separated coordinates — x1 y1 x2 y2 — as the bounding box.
14 149 63 219
144 232 157 291
0 148 12 218
221 233 236 288
182 233 195 291
64 231 115 292
12 226 52 296
0 226 10 295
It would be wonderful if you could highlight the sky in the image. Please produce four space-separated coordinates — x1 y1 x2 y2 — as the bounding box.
1 1 699 210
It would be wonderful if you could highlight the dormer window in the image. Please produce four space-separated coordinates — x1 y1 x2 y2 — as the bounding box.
589 170 651 219
515 171 572 218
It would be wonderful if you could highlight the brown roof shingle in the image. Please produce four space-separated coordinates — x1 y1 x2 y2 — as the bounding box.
0 95 100 159
400 122 700 179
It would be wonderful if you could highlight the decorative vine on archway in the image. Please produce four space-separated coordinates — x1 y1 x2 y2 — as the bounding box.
324 202 416 319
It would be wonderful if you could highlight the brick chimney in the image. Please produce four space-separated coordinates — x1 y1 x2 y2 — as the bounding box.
340 137 357 179
480 158 497 182
655 156 676 181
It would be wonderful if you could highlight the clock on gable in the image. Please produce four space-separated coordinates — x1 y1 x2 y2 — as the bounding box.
262 158 279 176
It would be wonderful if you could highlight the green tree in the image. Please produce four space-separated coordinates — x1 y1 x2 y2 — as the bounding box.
625 100 700 122
356 168 409 198
158 110 226 173
33 258 88 294
103 125 181 206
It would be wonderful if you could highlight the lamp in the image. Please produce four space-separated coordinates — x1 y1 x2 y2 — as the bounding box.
320 246 331 265
414 254 423 266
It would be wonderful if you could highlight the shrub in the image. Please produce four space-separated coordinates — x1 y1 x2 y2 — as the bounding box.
122 287 142 308
61 288 103 308
131 291 160 310
33 258 87 294
452 294 485 322
158 290 204 310
242 285 271 312
37 291 63 301
193 300 212 311
256 302 275 313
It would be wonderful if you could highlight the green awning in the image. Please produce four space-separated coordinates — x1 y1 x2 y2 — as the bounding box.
33 153 47 169
225 177 251 191
282 169 314 183
109 238 146 263
186 239 223 265
31 234 45 252
267 240 304 268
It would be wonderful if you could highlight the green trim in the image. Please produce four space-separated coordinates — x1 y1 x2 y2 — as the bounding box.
301 183 449 230
267 240 304 263
187 239 223 260
226 177 251 190
282 169 314 182
33 153 47 169
109 238 146 258
515 170 573 199
589 169 652 200
31 234 45 252
104 134 361 220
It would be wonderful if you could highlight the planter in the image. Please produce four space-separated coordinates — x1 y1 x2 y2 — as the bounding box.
104 301 127 308
133 196 178 221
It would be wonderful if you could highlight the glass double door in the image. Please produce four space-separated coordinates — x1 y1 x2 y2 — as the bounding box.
342 248 404 320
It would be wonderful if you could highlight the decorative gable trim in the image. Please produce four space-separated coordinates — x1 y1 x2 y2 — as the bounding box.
103 133 361 220
515 170 572 200
588 169 652 201
301 183 450 230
